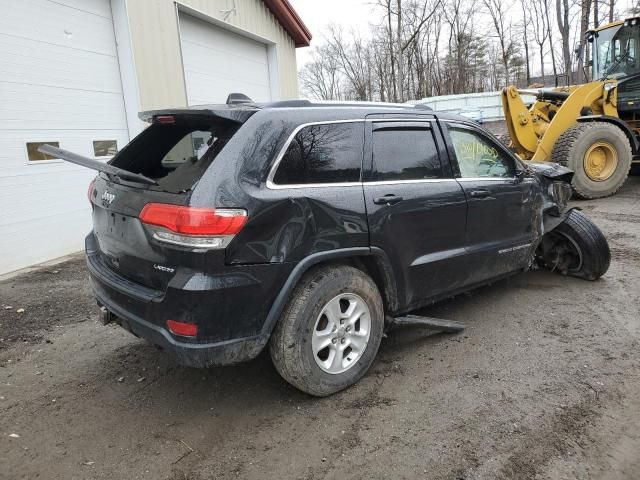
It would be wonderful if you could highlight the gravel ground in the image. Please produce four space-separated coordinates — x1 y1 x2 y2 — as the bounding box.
1 178 639 480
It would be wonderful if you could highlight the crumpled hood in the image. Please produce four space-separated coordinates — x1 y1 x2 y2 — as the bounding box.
525 161 574 183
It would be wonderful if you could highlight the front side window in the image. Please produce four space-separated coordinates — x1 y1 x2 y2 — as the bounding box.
449 128 514 178
272 122 363 185
372 126 443 180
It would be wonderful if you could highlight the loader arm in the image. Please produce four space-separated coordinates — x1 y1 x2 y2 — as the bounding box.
501 81 618 162
501 86 539 156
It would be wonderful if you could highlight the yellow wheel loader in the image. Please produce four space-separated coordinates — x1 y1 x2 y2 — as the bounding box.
501 17 640 198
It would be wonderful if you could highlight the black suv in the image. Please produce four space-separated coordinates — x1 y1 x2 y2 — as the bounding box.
44 98 610 396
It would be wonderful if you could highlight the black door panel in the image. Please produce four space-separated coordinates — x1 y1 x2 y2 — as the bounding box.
363 119 468 311
365 181 467 309
443 123 539 284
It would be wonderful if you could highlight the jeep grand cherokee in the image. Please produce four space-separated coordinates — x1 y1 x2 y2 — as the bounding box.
41 97 610 396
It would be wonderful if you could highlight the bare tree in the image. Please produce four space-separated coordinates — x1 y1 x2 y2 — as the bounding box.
543 0 559 80
531 0 550 83
609 0 616 22
578 0 592 82
483 0 513 86
520 0 533 85
299 45 343 100
325 26 373 100
375 0 442 101
556 0 572 82
299 0 587 100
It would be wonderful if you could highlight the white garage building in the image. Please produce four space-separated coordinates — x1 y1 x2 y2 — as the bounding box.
0 0 310 274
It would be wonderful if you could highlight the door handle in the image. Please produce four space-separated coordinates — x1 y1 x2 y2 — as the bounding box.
469 189 491 198
373 194 403 205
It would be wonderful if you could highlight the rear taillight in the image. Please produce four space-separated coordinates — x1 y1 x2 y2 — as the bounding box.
88 180 95 204
166 320 198 337
139 203 247 249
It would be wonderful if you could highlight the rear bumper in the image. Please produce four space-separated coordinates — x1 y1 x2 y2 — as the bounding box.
95 291 268 367
85 234 288 367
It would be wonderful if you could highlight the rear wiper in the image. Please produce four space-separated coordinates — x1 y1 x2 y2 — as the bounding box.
38 144 158 186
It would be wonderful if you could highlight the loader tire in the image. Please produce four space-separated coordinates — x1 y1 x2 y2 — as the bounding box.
551 122 631 199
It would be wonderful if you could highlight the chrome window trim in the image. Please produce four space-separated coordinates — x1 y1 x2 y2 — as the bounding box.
267 181 363 190
456 177 517 182
366 118 434 123
364 178 457 186
268 178 462 190
266 119 365 190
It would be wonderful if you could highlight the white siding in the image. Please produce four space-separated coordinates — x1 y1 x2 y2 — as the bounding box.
124 0 299 111
179 14 272 104
0 0 129 274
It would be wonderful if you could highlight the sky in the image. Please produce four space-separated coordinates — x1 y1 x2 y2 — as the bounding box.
288 0 637 72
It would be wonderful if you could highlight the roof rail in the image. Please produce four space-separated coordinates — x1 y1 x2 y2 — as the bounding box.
265 99 313 108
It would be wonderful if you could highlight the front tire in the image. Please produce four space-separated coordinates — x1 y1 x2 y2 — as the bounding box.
551 122 631 199
536 209 610 280
269 265 384 397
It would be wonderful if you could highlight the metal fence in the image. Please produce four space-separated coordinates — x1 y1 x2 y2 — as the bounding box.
409 90 536 123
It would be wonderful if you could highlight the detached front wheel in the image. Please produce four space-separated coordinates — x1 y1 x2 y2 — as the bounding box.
269 265 384 397
537 209 611 280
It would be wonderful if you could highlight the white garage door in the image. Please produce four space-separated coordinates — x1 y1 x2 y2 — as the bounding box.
0 0 129 274
179 14 272 105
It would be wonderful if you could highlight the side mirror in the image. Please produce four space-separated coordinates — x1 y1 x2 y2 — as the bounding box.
514 163 529 181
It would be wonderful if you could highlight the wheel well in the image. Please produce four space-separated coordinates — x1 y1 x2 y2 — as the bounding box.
310 255 398 314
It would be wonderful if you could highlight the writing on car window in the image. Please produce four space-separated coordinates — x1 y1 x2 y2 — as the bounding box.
449 128 513 178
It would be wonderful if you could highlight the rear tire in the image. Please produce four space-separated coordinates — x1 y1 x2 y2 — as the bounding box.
269 265 384 397
551 122 631 199
536 209 610 280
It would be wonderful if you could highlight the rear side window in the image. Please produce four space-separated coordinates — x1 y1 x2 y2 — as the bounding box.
111 121 239 193
372 125 443 180
272 122 363 185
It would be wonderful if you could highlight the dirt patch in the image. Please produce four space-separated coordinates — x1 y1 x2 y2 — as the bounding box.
0 255 95 352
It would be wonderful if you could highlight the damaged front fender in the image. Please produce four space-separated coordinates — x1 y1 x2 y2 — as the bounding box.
526 161 574 234
526 161 574 183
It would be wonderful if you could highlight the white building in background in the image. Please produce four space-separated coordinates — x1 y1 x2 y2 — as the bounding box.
0 0 311 274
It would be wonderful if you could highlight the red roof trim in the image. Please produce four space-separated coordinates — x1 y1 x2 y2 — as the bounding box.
262 0 312 47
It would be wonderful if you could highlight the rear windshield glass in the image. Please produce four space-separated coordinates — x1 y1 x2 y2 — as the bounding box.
110 121 239 192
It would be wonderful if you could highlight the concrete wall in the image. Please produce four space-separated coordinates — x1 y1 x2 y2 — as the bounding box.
123 0 299 111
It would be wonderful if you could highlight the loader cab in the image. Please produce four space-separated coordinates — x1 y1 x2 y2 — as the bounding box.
589 19 640 81
588 19 640 119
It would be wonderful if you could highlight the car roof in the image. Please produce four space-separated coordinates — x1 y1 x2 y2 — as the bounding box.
139 99 472 124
